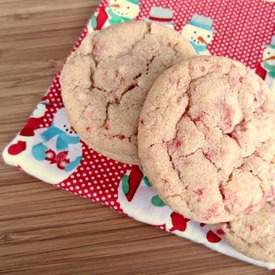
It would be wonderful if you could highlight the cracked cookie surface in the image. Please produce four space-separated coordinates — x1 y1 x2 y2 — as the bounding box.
60 21 195 164
212 201 275 262
138 56 275 223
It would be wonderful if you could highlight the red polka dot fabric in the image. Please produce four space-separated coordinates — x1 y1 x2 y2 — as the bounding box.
60 142 130 212
3 0 275 269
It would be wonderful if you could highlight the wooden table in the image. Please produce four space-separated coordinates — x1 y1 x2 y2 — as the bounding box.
0 1 270 274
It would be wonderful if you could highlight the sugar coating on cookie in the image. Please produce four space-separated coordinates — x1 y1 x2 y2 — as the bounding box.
60 21 195 164
212 202 275 262
138 56 275 223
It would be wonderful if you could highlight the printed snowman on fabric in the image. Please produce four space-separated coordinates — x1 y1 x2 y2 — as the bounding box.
255 36 275 91
145 6 174 28
262 36 275 91
181 14 214 55
88 0 140 33
31 108 82 183
4 107 82 184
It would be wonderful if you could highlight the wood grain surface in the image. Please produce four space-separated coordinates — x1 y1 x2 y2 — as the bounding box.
0 1 270 274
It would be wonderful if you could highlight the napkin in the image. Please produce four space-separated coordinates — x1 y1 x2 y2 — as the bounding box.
3 0 275 269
